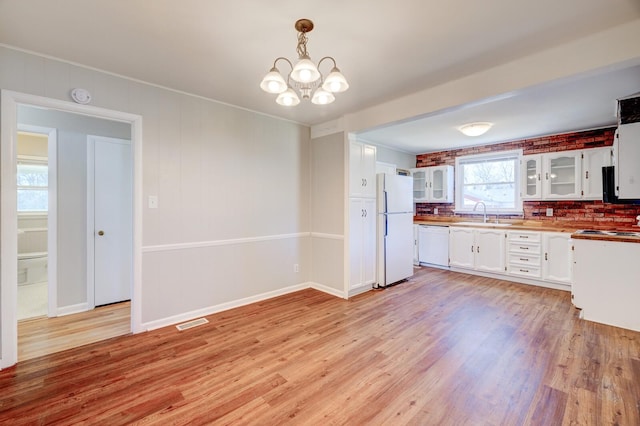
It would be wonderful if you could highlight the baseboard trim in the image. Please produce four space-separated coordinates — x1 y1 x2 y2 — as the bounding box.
142 281 349 331
308 282 346 299
448 266 571 292
57 302 89 317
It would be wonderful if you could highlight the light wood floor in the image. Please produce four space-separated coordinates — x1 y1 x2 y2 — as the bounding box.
18 302 130 362
2 268 639 425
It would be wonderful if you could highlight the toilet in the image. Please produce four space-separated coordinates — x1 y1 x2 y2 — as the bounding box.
17 252 48 286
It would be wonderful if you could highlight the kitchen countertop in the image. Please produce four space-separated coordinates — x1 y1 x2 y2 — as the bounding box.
413 216 640 243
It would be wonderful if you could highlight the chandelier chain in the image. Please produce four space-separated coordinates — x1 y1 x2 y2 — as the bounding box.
296 32 309 58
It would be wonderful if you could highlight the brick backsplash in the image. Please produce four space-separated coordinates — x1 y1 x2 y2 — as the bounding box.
414 127 640 224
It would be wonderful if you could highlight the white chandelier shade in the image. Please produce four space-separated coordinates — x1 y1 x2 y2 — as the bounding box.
260 19 348 106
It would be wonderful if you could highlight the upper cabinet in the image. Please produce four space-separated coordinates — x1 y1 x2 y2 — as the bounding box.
410 165 454 203
521 147 611 201
544 151 582 199
349 141 377 198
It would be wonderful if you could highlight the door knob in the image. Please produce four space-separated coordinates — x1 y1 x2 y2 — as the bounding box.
98 230 104 236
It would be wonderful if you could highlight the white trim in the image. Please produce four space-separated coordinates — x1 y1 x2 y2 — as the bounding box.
86 137 95 311
1 90 143 369
448 266 571 292
142 283 309 331
56 302 90 317
348 285 372 298
142 232 311 253
142 281 346 331
310 232 344 240
309 282 346 299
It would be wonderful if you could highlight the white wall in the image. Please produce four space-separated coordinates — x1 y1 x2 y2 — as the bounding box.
0 45 312 329
310 132 345 293
374 144 416 170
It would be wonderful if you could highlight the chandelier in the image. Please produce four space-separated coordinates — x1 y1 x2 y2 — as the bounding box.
260 19 349 106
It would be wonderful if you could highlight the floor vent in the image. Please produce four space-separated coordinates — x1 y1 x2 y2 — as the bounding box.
176 317 209 331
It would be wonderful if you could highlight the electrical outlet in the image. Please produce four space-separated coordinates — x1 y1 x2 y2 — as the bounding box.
434 207 439 215
294 264 299 273
546 208 553 217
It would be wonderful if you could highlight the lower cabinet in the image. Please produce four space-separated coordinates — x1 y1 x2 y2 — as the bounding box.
449 227 506 273
349 198 376 292
542 232 572 284
450 226 573 290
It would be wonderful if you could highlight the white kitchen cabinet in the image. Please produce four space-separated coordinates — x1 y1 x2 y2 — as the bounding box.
521 148 609 200
449 227 475 269
349 198 376 292
521 155 542 199
418 225 449 268
542 232 572 284
349 141 377 198
410 165 454 203
582 147 611 200
449 227 505 273
474 229 506 273
544 151 582 199
413 224 419 266
573 238 640 331
507 231 542 279
617 121 640 199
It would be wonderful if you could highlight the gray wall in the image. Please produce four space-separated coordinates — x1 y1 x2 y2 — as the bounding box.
374 144 416 170
1 45 312 327
310 132 345 292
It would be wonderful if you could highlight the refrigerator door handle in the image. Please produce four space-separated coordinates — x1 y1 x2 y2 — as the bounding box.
384 214 388 237
384 190 388 214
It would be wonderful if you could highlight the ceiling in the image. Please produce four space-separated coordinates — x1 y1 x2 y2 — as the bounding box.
1 0 639 154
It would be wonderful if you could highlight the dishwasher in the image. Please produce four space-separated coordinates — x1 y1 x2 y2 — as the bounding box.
418 225 449 268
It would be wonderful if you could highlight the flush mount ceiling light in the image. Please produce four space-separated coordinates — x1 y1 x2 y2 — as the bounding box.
260 19 349 106
458 122 494 137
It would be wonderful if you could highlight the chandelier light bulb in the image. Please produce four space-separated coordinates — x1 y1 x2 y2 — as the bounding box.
260 68 287 94
322 67 349 93
291 56 321 83
276 87 301 106
311 88 335 105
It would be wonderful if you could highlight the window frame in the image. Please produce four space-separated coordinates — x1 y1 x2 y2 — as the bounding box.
454 149 523 215
17 155 49 214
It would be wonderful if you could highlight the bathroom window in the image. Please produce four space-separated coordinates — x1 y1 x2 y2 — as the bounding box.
17 161 48 212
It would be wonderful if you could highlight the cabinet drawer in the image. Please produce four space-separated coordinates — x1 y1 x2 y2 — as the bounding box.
508 265 542 278
508 253 541 266
508 231 541 243
508 242 541 255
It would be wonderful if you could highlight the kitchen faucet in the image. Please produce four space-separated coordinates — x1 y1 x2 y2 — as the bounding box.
473 201 487 223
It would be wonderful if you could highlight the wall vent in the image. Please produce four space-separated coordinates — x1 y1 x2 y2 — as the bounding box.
175 317 209 331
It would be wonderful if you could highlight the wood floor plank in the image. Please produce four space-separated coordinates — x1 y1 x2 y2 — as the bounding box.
1 267 640 424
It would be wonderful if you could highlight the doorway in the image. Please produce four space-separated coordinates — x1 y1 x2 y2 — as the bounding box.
1 90 143 368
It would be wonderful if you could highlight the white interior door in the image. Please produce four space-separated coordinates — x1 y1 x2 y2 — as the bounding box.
90 136 132 307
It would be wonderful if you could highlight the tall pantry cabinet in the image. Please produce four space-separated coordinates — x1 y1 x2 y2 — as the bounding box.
349 141 377 294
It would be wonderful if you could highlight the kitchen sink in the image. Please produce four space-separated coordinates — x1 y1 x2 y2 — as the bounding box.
454 222 512 227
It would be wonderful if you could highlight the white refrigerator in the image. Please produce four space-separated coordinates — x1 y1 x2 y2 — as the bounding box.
376 173 415 288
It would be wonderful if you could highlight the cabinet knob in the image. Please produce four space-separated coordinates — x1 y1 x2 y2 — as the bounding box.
98 230 104 236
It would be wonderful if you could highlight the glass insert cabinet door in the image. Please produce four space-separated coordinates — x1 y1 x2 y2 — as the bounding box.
431 167 445 200
545 153 581 198
412 169 427 201
524 157 541 198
